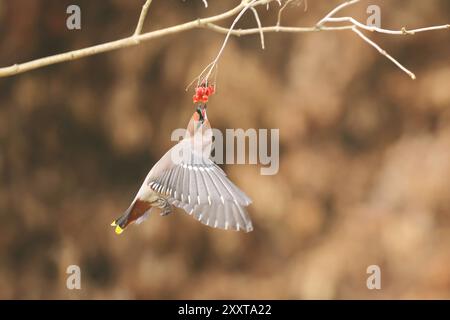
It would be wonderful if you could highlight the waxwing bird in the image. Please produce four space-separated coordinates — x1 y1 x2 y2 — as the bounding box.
111 104 253 234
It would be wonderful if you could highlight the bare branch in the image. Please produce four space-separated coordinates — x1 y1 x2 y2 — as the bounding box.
326 17 450 35
0 1 247 77
203 23 353 35
0 0 448 81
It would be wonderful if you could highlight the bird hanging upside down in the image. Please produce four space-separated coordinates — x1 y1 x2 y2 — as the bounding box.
111 104 253 234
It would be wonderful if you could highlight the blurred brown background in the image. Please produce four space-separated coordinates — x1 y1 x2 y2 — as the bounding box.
0 0 449 299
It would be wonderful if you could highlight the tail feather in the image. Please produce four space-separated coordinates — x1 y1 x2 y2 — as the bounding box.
111 199 152 234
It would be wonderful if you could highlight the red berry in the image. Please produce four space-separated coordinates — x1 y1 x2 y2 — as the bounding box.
193 85 215 104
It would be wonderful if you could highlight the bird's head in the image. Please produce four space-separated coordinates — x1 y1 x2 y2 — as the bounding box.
186 104 211 142
189 104 209 131
193 104 207 124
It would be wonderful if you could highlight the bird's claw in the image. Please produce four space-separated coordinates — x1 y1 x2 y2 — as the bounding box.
160 207 172 216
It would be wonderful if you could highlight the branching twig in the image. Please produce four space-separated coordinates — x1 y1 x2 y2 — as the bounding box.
351 26 416 79
0 0 448 81
193 0 447 84
250 7 265 49
0 0 247 77
317 0 360 27
314 0 448 79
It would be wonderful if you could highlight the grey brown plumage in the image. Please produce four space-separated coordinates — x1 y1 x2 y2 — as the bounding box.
111 105 253 234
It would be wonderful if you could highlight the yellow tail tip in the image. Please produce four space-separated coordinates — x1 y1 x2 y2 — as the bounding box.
114 225 124 235
111 220 117 227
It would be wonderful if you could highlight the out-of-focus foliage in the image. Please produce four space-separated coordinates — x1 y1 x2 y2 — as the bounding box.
0 0 449 299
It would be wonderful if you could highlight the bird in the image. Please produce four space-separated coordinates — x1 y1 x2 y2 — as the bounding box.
111 104 253 234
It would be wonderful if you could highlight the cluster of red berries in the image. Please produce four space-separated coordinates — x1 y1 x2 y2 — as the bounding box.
193 85 215 103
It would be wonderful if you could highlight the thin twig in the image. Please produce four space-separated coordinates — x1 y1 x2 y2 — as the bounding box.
202 0 259 83
134 0 153 38
250 7 265 49
317 0 360 27
351 26 416 79
315 0 448 79
204 23 353 35
277 0 294 27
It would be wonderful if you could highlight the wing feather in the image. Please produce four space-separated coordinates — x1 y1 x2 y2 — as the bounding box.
146 143 253 232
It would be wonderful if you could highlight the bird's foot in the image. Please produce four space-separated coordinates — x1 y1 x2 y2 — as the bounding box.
157 198 172 216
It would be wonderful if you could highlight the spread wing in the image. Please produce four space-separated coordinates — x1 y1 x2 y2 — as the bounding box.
147 146 253 232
